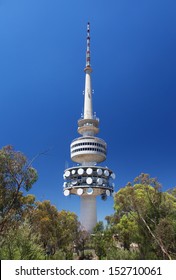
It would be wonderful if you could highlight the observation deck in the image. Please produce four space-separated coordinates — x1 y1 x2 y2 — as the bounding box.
71 136 107 163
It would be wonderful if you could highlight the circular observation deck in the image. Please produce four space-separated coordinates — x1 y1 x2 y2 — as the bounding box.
70 136 107 163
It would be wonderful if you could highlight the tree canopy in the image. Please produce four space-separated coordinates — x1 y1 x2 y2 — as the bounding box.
113 174 176 259
0 145 38 234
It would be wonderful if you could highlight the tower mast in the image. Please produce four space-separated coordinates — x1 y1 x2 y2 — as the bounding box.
84 22 93 120
63 23 115 233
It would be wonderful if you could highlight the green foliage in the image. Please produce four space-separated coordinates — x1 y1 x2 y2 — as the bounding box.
0 220 45 260
82 250 94 260
49 250 66 260
57 210 80 250
31 201 81 259
133 173 161 189
113 173 176 260
93 221 104 233
91 222 114 260
116 213 138 250
31 200 59 250
106 247 139 260
0 145 38 234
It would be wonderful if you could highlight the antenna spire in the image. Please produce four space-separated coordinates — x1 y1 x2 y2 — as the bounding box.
83 22 93 119
85 22 91 69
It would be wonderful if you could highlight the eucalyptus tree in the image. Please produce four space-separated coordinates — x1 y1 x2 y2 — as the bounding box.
0 145 38 234
113 173 176 259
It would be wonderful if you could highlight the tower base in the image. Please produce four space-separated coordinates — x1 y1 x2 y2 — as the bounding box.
80 196 97 233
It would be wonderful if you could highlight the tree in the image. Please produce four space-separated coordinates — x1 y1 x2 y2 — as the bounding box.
91 222 106 259
0 220 44 260
74 229 90 259
113 173 176 259
57 210 80 259
116 213 138 250
31 200 59 255
0 145 38 234
31 201 81 259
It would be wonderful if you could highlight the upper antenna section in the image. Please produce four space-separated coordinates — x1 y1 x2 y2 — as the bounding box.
85 22 92 72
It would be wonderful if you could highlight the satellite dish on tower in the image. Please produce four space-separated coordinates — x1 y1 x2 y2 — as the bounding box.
87 188 93 195
71 169 76 175
86 177 93 184
65 170 70 177
86 168 93 175
106 190 110 196
78 168 84 175
64 189 70 196
97 168 102 175
97 178 103 185
111 173 116 179
77 188 83 195
63 182 67 188
101 193 107 200
72 180 77 185
104 170 109 177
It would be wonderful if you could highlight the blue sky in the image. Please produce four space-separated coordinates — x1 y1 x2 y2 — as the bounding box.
0 0 176 222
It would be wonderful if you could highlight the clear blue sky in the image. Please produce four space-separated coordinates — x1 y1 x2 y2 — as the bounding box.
0 0 176 222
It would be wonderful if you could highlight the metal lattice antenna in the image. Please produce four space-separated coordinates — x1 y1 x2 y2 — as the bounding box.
86 22 91 67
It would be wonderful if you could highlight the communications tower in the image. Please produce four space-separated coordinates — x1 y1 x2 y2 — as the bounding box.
63 23 115 232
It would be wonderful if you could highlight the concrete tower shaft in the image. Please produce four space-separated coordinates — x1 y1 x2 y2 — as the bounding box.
84 68 93 119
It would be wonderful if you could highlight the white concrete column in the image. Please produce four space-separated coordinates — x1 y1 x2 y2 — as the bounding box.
80 195 97 233
84 71 93 119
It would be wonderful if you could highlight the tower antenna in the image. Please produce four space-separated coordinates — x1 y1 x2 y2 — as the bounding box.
86 22 91 68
